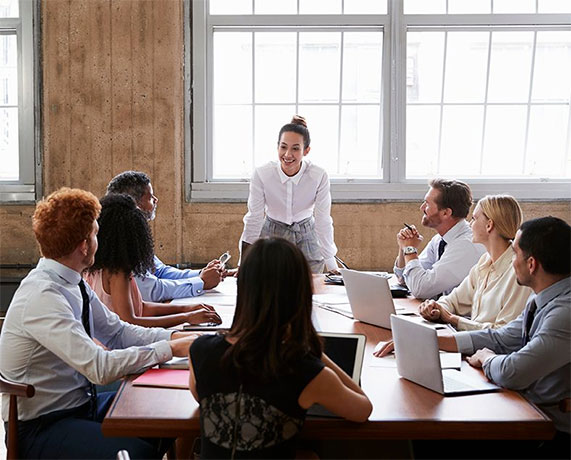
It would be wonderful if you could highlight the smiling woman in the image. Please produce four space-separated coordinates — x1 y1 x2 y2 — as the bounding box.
239 116 339 274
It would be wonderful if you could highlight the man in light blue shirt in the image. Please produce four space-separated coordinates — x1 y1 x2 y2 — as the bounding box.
107 171 223 301
0 188 198 459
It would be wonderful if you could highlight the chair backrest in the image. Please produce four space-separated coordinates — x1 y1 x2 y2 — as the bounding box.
0 374 35 460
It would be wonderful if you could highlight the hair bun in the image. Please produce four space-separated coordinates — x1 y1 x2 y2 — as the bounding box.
291 115 307 128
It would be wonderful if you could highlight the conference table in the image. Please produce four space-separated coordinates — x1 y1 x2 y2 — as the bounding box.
102 276 554 442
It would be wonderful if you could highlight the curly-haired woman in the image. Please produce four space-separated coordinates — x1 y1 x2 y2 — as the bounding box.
86 193 221 328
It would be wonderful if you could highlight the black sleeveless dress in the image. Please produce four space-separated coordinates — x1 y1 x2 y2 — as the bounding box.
190 334 324 459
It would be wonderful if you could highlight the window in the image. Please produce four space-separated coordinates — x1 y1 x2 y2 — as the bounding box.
188 0 571 201
0 0 37 202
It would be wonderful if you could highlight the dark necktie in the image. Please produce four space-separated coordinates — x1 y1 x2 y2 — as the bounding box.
522 299 538 347
78 280 97 419
438 239 447 260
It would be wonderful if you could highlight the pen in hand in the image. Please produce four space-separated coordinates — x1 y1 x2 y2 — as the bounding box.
403 223 414 232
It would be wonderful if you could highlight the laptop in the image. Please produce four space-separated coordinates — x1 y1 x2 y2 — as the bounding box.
341 269 409 329
308 332 366 417
391 314 500 396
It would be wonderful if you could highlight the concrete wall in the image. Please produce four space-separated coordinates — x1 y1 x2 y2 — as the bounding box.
0 0 570 272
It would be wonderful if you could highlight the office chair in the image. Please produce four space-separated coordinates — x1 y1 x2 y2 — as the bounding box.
0 374 35 460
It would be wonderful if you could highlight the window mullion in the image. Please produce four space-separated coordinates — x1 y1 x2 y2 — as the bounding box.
479 31 493 175
522 31 538 175
389 0 405 183
337 32 344 175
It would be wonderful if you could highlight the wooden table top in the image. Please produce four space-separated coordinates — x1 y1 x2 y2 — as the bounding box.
103 276 554 440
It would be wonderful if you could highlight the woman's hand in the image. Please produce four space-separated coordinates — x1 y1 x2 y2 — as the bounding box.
418 300 442 322
185 308 222 325
373 340 394 357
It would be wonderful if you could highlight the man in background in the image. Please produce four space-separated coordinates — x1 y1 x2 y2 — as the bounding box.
394 178 485 299
107 170 222 301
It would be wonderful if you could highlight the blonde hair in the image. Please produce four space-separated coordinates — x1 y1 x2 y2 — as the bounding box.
477 195 523 241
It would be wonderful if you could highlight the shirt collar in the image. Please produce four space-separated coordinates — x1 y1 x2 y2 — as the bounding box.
533 276 571 311
441 219 469 244
480 243 514 273
277 159 308 185
37 257 83 285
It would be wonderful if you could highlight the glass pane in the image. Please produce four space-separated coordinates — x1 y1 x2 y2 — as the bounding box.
344 0 387 14
0 34 18 106
299 0 342 14
448 0 491 14
493 0 536 13
487 32 533 103
210 0 252 15
299 32 341 103
444 32 489 103
0 0 19 18
406 105 441 178
407 32 445 103
255 0 296 14
482 106 527 176
339 105 381 177
254 105 296 166
439 106 484 176
296 105 339 173
0 107 19 181
538 0 571 13
526 105 570 177
342 32 383 103
213 32 252 105
255 33 296 103
212 105 253 179
532 31 571 103
404 0 446 14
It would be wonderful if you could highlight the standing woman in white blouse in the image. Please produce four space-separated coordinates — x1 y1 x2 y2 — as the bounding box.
239 115 338 273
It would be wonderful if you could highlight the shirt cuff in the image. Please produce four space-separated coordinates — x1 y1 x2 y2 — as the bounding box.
152 340 173 363
402 258 421 276
482 355 496 368
324 257 338 272
189 277 204 295
453 332 475 355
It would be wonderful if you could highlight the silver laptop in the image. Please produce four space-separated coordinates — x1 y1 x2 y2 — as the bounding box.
391 315 500 396
308 332 366 417
341 269 407 329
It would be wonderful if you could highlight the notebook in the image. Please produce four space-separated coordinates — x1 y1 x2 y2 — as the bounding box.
391 315 500 396
307 332 366 417
132 368 190 389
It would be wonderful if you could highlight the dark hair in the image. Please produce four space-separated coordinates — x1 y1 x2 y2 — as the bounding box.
106 171 151 203
518 217 570 276
224 238 322 382
277 115 311 149
429 178 472 218
33 188 101 259
89 193 155 276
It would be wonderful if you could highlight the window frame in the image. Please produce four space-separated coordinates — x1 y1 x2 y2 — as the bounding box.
186 0 571 202
0 0 40 203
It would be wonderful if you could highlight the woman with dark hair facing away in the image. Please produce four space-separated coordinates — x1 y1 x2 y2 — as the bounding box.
86 194 221 328
188 238 372 459
239 115 338 273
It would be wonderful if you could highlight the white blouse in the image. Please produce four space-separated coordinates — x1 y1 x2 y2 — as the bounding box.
240 160 338 270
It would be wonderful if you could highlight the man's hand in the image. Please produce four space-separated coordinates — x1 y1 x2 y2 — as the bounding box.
396 224 424 250
373 340 395 357
168 333 201 357
200 264 222 289
466 348 496 368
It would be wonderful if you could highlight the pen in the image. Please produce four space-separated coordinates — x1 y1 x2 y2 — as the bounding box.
334 255 349 269
403 223 414 232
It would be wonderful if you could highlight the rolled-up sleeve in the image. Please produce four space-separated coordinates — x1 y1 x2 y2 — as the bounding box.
241 168 266 247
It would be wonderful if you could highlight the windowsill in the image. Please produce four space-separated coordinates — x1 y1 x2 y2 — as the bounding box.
188 179 571 202
0 184 36 204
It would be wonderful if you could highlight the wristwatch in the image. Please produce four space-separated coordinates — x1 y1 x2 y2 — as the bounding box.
403 246 418 255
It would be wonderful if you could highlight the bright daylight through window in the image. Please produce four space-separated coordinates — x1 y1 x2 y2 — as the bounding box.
190 0 571 200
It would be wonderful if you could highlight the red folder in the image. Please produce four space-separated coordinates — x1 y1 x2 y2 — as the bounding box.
132 368 190 389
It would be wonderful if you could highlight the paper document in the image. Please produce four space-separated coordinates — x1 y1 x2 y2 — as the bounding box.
132 369 189 389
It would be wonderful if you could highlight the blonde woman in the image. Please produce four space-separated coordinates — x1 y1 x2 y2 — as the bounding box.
415 195 532 331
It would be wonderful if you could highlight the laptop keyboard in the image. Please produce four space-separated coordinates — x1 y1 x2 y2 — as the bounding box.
443 374 475 392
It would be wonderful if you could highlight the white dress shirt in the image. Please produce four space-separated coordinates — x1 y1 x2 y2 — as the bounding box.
241 160 338 270
437 245 532 331
394 220 486 299
0 258 173 422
